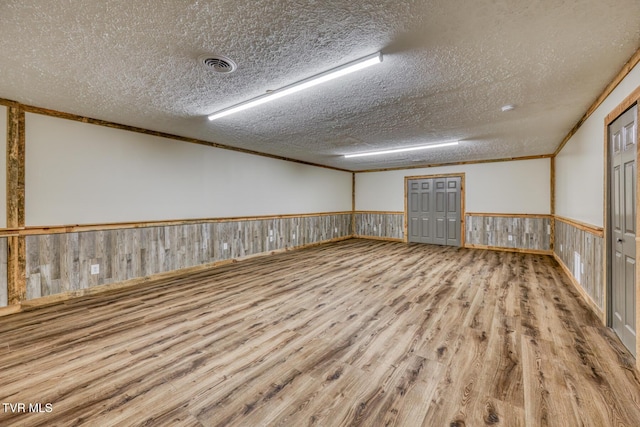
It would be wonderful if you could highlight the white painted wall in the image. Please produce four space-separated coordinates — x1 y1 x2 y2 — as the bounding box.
356 158 550 214
25 113 352 226
556 62 640 227
0 106 6 228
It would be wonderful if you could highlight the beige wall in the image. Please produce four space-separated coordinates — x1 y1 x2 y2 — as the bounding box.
355 158 551 214
555 61 640 227
25 113 352 226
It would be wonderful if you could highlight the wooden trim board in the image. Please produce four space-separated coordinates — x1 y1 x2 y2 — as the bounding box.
0 97 561 174
603 113 610 331
6 236 26 306
555 215 604 237
0 304 21 316
353 235 404 243
357 154 552 173
0 97 350 173
553 47 640 156
353 210 404 215
6 106 26 305
602 99 617 340
6 106 25 228
605 85 640 124
0 211 354 236
0 98 20 108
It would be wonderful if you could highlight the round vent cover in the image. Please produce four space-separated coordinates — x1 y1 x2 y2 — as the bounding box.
199 54 237 73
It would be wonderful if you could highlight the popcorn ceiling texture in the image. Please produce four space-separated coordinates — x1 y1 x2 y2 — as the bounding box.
0 0 639 171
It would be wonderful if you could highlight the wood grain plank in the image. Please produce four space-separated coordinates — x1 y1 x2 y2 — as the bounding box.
0 240 639 426
6 106 25 229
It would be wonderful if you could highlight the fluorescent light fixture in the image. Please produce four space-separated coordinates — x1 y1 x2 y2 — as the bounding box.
208 52 382 120
343 141 459 158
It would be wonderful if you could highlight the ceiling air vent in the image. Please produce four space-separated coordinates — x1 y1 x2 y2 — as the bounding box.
199 54 237 73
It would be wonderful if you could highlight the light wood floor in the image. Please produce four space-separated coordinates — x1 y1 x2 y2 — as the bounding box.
1 239 640 426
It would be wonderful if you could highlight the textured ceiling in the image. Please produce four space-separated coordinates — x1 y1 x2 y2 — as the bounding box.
1 0 639 171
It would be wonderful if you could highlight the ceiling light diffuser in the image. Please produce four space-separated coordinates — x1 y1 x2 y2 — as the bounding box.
343 141 459 158
208 52 382 120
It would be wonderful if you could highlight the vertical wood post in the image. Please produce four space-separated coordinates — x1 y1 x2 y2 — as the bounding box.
7 106 26 305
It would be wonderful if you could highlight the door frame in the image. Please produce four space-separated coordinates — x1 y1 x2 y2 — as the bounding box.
404 173 465 246
603 85 640 361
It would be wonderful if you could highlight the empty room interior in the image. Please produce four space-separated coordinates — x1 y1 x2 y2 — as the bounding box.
2 1 640 425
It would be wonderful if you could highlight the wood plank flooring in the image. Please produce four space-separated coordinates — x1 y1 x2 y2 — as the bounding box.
1 239 639 426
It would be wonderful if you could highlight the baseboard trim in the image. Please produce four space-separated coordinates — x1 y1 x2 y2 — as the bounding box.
8 236 354 315
0 305 21 317
354 235 405 243
552 252 605 323
464 244 552 256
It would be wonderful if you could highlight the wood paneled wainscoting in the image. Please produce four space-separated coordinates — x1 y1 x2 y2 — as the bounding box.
354 211 404 241
553 216 605 319
465 213 552 254
354 212 552 252
22 213 352 305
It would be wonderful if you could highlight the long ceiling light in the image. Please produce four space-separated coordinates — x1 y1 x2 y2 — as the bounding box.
343 141 459 158
208 52 383 121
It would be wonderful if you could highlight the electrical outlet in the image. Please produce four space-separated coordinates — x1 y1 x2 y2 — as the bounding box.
334 227 338 233
560 244 563 252
269 229 273 236
547 225 551 234
223 242 228 250
508 235 513 241
292 233 296 239
270 236 273 242
90 264 99 275
581 263 584 274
